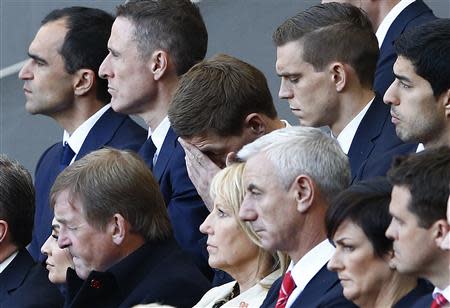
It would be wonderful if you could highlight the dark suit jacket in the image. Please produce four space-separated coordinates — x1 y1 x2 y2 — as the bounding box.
260 265 356 308
29 108 147 261
349 94 417 182
374 0 436 96
140 127 211 278
393 279 433 308
410 293 433 308
64 238 211 308
0 248 64 308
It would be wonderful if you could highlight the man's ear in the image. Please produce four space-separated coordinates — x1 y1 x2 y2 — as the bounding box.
244 113 266 137
0 220 8 243
150 50 169 81
110 214 127 245
74 69 95 96
292 175 315 213
441 89 450 118
434 219 450 247
329 62 347 92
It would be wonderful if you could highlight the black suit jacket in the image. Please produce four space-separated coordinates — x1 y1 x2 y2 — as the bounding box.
0 248 64 308
410 293 433 308
29 108 147 261
139 127 211 278
350 94 417 182
394 279 433 308
260 265 356 308
374 0 436 96
64 238 211 308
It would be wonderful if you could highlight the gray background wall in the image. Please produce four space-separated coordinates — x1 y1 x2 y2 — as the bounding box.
1 0 449 175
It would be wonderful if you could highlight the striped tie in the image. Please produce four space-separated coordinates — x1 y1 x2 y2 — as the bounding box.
275 271 296 308
431 293 449 308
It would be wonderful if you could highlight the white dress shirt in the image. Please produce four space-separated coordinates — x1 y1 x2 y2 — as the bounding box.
62 103 111 165
376 0 416 47
433 285 450 304
146 116 171 166
286 240 335 308
0 250 18 273
336 97 374 155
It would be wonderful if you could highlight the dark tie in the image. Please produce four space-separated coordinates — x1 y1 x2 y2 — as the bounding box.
138 137 157 170
60 142 75 171
431 293 449 308
275 271 296 308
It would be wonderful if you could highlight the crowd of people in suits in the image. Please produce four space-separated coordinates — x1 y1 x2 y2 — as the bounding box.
0 0 449 307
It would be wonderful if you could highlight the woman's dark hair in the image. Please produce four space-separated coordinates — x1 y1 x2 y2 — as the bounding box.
326 177 393 257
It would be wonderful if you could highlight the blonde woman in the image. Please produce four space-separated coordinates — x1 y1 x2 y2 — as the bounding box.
195 163 287 308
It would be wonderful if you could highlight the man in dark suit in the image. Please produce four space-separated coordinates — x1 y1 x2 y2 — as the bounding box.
384 19 450 150
52 148 210 307
323 0 436 97
0 155 63 307
99 0 211 278
385 147 450 308
238 127 355 307
18 7 147 262
272 2 415 182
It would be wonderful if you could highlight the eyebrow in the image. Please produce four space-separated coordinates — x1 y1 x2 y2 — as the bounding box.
51 224 60 231
393 72 412 83
334 238 351 245
277 72 301 78
27 52 48 65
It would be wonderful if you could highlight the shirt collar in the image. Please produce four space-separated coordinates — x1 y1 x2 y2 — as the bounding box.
148 116 171 156
336 97 374 155
289 239 335 295
0 250 19 273
63 104 111 162
433 285 450 303
376 0 416 48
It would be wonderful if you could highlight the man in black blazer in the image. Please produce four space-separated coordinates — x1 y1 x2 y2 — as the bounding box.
0 156 63 307
238 127 355 307
98 0 211 279
18 7 147 262
52 148 210 307
272 2 415 182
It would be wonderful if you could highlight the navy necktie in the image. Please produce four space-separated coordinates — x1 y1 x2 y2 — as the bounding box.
60 142 75 171
138 137 157 170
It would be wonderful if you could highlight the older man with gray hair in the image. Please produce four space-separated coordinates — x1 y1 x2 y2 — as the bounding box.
238 126 355 307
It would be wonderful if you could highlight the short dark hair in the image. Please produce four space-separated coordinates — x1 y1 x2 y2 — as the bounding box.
50 148 172 241
41 7 114 104
273 2 378 87
0 155 35 248
326 177 393 258
116 0 208 76
394 19 450 97
169 54 277 138
388 146 450 228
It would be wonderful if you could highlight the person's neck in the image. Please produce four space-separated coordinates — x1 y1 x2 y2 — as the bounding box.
372 0 401 31
330 88 374 137
0 243 18 263
427 251 450 290
139 79 178 131
368 272 417 308
423 127 450 149
54 97 105 135
226 255 272 293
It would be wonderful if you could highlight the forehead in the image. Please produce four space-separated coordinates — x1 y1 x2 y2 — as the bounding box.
390 185 412 212
276 40 306 73
188 133 242 151
244 153 281 185
53 189 84 222
334 219 365 241
30 19 68 54
109 17 138 48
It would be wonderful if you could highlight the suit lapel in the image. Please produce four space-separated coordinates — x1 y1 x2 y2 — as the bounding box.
380 0 432 57
0 249 33 298
292 265 339 307
348 94 387 179
152 127 178 182
77 108 128 160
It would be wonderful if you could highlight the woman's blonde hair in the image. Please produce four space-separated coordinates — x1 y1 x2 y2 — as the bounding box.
210 163 289 286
